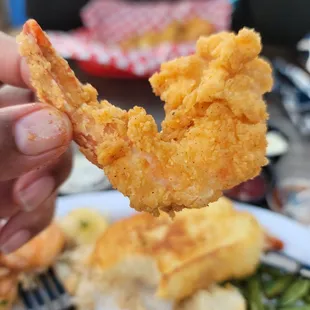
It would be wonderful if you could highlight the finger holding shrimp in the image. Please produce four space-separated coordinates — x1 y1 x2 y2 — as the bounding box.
0 146 72 220
0 32 72 186
0 30 73 252
0 192 56 254
0 147 72 253
0 32 29 88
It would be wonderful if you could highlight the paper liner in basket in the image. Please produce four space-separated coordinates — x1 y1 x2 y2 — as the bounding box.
81 0 231 45
46 0 232 78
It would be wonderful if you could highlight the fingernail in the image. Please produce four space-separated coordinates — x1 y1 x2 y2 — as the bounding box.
1 230 31 254
18 175 55 211
15 108 71 155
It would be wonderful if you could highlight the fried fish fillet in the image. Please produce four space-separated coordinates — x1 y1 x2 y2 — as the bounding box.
90 197 264 300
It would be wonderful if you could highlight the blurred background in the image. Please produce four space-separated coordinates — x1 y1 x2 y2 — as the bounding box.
1 0 310 225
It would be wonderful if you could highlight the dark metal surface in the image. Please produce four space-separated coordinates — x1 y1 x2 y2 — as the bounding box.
26 0 89 31
18 268 74 310
232 0 310 46
0 0 9 31
262 251 310 276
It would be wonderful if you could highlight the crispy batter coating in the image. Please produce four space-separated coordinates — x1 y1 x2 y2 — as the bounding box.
17 20 272 216
90 197 264 300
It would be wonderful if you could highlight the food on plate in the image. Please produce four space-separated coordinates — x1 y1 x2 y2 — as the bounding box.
90 197 264 300
59 208 109 246
0 222 65 271
0 272 18 310
17 20 273 216
121 18 214 50
54 244 94 296
0 197 285 310
52 200 283 310
266 131 289 157
0 223 64 309
52 209 110 296
227 262 310 309
177 285 246 310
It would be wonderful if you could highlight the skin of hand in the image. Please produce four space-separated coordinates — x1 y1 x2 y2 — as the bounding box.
0 32 73 254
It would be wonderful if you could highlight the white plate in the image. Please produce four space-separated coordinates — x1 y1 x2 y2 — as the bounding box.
59 145 111 194
56 190 310 266
13 191 310 310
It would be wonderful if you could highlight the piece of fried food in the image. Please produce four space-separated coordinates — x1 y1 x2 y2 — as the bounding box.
90 197 264 300
121 18 214 50
179 18 215 42
17 20 272 216
0 222 65 272
0 272 18 310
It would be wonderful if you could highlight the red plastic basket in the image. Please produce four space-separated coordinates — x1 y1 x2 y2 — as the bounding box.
47 0 232 78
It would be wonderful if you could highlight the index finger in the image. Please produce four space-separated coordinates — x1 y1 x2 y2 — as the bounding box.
0 32 30 88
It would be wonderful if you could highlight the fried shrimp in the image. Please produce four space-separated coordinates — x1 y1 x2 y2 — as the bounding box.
0 272 18 310
17 20 273 216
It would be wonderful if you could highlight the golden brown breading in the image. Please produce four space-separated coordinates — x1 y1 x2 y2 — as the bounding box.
90 197 264 300
17 20 272 216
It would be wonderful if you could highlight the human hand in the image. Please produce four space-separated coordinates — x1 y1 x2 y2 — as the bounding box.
0 32 73 254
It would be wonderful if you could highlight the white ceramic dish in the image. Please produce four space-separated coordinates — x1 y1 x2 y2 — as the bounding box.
13 190 310 309
56 190 310 266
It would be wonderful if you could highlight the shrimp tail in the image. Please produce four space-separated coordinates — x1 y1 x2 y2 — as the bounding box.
17 19 96 112
17 19 130 167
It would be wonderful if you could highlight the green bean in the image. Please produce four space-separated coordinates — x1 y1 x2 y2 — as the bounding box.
261 265 285 278
264 275 294 298
229 279 245 288
278 306 310 310
0 300 8 308
247 275 264 310
280 279 310 306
